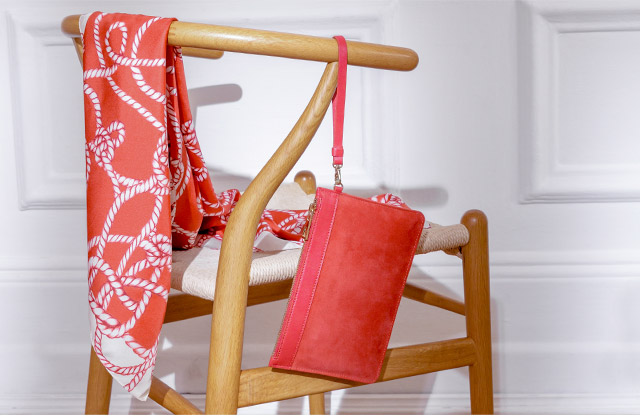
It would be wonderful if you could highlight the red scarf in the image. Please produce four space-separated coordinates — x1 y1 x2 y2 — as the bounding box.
82 12 408 398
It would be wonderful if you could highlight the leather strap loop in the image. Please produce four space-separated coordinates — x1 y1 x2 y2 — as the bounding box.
332 35 347 168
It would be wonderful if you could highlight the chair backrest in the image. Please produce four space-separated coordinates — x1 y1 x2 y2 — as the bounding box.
61 14 418 70
61 14 418 231
61 15 420 284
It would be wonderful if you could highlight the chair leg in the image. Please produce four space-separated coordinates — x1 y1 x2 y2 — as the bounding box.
204 294 246 414
461 210 494 415
308 392 325 415
85 346 113 415
204 251 251 414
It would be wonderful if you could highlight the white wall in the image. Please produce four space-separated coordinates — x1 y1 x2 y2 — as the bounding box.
1 0 639 414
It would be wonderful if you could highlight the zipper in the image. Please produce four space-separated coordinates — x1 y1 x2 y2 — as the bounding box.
271 196 318 361
301 198 317 241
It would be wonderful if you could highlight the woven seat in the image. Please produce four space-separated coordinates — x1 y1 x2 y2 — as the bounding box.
171 183 470 300
172 222 468 300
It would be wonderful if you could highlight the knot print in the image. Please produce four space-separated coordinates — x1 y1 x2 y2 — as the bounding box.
89 121 125 167
140 233 172 268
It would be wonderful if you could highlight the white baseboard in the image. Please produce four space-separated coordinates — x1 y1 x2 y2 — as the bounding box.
2 393 640 415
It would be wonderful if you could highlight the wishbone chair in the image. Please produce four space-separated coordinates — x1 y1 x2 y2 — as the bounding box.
62 14 494 415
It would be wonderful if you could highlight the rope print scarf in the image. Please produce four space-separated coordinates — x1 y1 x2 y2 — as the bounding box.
82 12 408 399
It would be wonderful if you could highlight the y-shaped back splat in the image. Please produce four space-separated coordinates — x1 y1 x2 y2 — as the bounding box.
205 61 338 413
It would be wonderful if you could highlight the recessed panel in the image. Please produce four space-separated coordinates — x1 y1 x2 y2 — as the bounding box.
557 31 640 167
45 43 86 177
8 13 88 209
10 12 386 209
519 2 640 202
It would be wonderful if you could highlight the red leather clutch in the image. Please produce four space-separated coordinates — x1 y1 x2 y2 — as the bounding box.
269 36 425 382
269 187 424 382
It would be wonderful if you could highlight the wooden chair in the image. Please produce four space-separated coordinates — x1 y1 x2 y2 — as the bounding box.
62 15 493 415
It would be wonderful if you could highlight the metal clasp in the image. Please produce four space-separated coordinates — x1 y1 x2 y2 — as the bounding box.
333 164 343 190
302 199 317 241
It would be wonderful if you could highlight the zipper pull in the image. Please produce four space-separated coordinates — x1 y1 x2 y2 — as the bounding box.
302 199 317 241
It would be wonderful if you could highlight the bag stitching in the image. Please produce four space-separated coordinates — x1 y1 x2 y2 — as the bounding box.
270 193 324 362
288 190 339 367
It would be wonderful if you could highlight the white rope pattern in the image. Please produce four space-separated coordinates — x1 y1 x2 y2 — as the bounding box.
84 13 178 396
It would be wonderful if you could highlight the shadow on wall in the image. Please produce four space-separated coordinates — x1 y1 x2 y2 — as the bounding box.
396 187 449 209
203 165 450 211
188 83 243 126
187 82 450 210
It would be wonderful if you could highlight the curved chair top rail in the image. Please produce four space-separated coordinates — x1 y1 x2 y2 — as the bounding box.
61 14 418 71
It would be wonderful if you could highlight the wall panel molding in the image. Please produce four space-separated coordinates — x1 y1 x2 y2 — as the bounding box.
518 0 640 203
7 1 399 210
7 11 87 210
1 248 638 283
1 392 639 415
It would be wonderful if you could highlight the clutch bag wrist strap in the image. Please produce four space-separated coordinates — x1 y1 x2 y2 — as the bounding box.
331 35 347 191
269 35 427 383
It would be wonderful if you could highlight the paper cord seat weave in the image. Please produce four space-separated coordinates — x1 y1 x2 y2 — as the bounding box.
171 182 469 301
171 223 467 300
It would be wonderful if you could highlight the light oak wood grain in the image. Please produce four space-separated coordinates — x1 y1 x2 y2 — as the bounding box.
238 338 476 407
309 393 326 415
66 30 222 67
403 282 466 316
85 347 113 415
163 280 294 324
61 15 417 71
462 210 494 414
149 376 203 415
163 293 214 324
294 170 317 195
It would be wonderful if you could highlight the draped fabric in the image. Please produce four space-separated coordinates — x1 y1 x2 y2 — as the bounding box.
82 12 408 399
